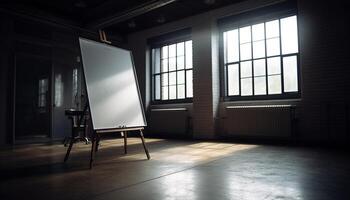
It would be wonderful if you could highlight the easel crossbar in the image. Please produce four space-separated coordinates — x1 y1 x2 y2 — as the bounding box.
96 127 144 133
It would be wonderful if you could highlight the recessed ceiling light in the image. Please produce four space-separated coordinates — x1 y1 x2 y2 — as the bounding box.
156 15 166 23
128 21 136 28
74 1 87 8
204 0 216 5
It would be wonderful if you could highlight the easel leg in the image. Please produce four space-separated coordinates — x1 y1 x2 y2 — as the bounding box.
123 131 127 154
139 130 150 160
64 138 74 162
90 133 97 169
95 134 100 152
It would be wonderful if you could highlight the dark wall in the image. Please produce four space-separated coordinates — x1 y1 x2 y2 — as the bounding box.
0 15 8 146
0 14 82 146
0 14 13 146
298 0 350 142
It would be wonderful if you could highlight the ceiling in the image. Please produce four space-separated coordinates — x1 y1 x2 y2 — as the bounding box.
1 0 244 35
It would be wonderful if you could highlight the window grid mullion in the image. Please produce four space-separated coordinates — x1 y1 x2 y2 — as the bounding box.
250 26 254 96
160 48 163 100
238 28 241 96
225 64 229 95
224 33 228 96
184 42 187 98
278 19 285 94
264 22 269 95
175 44 178 99
167 46 170 99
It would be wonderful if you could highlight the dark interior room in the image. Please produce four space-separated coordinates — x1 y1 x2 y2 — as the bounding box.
0 0 350 199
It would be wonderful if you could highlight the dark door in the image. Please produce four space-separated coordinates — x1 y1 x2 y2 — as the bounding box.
52 62 73 139
15 54 51 139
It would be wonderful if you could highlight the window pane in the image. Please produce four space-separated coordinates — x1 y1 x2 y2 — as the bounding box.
268 75 282 94
253 40 265 58
267 57 281 75
40 95 46 107
254 77 266 95
283 56 298 92
265 20 279 38
155 75 161 100
169 72 176 85
161 73 168 87
161 58 168 72
281 16 298 54
226 30 239 63
252 23 265 41
240 43 252 60
169 44 176 57
169 57 176 71
153 48 161 73
228 64 239 96
162 86 168 100
241 78 252 96
253 59 266 76
177 56 184 70
266 38 280 56
177 84 185 99
239 26 251 44
185 41 193 69
177 70 185 84
186 70 193 97
54 74 63 107
162 46 168 58
177 42 184 56
169 85 176 99
240 61 252 78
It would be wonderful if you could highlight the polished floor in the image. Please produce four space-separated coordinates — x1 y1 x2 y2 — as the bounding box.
0 138 349 200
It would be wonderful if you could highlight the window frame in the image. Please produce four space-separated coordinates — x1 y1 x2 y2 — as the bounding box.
150 37 193 104
219 7 301 101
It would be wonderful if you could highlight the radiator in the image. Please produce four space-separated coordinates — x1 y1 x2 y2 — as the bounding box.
149 108 189 136
224 105 294 138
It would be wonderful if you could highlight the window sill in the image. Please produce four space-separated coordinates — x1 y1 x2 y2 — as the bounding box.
223 93 300 102
152 98 193 105
222 95 301 107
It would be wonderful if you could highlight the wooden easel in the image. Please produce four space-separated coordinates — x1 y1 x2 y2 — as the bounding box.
99 30 111 44
89 127 150 168
64 31 150 168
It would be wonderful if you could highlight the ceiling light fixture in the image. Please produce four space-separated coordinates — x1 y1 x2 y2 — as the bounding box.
74 1 87 8
204 0 216 5
128 20 136 28
156 15 166 23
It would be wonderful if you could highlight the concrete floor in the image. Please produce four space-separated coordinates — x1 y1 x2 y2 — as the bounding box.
0 138 349 200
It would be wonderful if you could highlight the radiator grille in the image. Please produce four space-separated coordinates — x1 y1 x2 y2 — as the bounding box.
225 105 294 138
149 108 189 136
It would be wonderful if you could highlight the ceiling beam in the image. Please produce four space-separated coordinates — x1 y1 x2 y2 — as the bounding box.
87 0 179 30
0 5 126 44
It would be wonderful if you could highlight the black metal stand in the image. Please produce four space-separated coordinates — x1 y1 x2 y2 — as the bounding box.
64 104 89 162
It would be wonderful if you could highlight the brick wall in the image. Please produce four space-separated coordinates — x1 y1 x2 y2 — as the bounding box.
127 0 350 143
297 0 350 142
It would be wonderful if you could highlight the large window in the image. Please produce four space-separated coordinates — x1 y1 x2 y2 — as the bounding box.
152 40 193 102
223 15 300 99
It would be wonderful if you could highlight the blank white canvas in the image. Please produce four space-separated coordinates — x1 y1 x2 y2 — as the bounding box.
79 38 146 130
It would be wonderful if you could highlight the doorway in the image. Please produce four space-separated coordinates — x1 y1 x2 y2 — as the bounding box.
14 54 52 140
